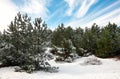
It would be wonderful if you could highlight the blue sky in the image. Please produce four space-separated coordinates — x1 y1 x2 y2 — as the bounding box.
0 0 120 31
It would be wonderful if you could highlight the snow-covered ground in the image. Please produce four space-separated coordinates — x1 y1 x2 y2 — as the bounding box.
0 56 120 79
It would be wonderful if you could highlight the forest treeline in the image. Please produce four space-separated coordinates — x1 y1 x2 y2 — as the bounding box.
0 13 120 73
52 23 120 58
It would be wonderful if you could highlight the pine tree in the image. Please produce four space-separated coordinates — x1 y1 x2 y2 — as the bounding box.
0 13 57 73
51 24 75 61
72 27 84 56
96 23 119 57
51 23 65 47
82 27 94 54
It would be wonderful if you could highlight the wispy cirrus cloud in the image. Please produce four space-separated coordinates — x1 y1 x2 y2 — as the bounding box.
20 0 52 19
64 0 81 16
65 0 120 28
85 1 120 21
66 8 120 29
75 0 97 18
64 0 97 18
84 8 120 28
0 0 120 32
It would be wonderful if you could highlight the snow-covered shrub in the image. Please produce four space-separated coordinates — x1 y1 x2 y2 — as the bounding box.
12 51 59 73
46 53 54 60
75 48 84 56
55 57 64 62
55 54 74 63
70 53 79 60
49 47 58 55
64 57 73 63
53 50 77 63
82 57 102 65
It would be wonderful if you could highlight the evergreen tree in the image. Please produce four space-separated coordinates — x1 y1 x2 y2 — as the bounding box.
51 23 65 47
96 23 119 57
82 27 94 53
0 13 56 73
72 27 84 56
90 23 100 54
51 24 75 60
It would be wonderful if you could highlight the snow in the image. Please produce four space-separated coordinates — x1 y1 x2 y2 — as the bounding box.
0 56 120 79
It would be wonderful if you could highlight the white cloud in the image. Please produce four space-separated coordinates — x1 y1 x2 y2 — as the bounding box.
0 0 18 32
64 0 81 16
0 0 51 32
84 8 120 28
66 8 120 29
21 0 50 19
85 1 120 20
76 0 96 18
65 0 96 18
65 1 120 29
